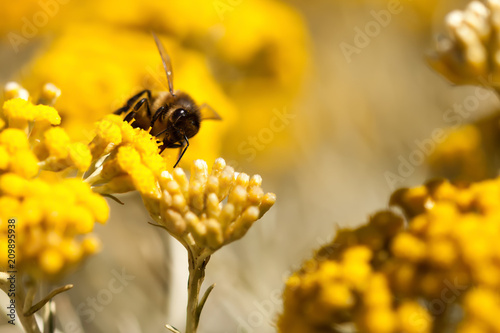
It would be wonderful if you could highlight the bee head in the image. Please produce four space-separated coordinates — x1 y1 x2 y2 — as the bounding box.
171 108 200 138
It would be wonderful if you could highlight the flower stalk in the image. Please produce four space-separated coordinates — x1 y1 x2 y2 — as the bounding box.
186 251 210 333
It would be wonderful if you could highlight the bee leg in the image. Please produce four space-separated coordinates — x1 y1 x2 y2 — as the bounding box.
173 135 189 168
151 106 167 128
158 136 188 168
134 98 152 116
114 89 152 115
122 98 151 124
123 110 137 122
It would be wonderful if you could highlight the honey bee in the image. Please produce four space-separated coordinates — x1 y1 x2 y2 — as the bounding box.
115 32 221 168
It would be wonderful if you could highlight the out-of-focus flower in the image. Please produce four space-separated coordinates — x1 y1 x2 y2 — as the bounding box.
23 24 236 167
280 174 500 332
0 174 106 278
19 0 309 170
0 83 108 280
429 125 488 182
0 0 53 38
428 0 500 89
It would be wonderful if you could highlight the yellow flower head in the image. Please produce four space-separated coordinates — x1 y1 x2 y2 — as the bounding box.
140 158 276 253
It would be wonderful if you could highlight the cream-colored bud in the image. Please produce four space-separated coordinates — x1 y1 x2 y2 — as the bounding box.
228 186 247 217
226 206 260 241
166 179 181 195
212 157 226 177
220 203 235 229
164 209 187 235
161 189 173 207
248 186 264 206
189 181 205 213
206 219 224 249
172 193 187 213
206 193 221 219
39 83 62 106
185 212 206 244
173 167 189 198
249 174 262 187
191 159 208 184
206 175 219 195
218 166 235 199
260 193 277 218
464 1 490 39
4 82 29 101
236 172 250 188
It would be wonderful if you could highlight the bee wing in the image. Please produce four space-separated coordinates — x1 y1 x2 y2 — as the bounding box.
199 103 222 121
152 32 175 96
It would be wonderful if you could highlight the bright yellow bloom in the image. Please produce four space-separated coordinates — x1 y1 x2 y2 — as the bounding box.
0 128 29 153
3 98 61 129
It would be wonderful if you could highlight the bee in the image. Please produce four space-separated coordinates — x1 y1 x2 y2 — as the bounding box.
114 32 221 168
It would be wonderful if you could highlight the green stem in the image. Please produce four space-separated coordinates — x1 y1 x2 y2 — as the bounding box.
15 277 41 333
185 251 210 333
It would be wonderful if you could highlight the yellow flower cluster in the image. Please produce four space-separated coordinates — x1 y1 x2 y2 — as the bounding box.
143 158 275 253
280 176 500 332
0 175 106 277
87 114 166 198
0 83 109 278
280 244 431 333
428 0 500 88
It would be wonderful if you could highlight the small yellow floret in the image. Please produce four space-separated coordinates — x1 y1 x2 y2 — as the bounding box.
0 173 29 197
44 127 71 159
0 128 29 153
40 249 64 274
9 150 39 178
68 142 92 171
